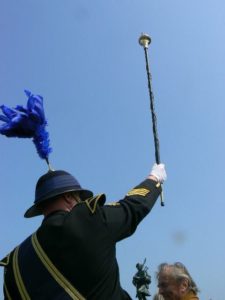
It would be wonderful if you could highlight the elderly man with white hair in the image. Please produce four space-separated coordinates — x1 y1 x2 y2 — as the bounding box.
156 262 200 300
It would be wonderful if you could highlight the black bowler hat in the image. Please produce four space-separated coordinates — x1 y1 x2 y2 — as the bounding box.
24 170 93 218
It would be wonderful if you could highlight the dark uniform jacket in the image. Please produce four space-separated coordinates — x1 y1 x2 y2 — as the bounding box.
1 179 161 300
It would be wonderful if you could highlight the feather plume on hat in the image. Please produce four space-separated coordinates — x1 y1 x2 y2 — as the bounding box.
0 90 53 170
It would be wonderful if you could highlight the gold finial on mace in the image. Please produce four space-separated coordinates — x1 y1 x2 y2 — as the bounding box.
139 33 151 49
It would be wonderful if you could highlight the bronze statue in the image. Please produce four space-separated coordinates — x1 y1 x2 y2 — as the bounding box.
133 258 151 300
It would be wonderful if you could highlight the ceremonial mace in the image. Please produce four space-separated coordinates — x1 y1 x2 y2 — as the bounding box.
138 33 164 206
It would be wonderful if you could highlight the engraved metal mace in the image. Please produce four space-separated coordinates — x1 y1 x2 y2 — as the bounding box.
139 33 164 206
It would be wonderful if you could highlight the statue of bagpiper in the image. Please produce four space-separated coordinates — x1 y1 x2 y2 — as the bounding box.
133 258 151 300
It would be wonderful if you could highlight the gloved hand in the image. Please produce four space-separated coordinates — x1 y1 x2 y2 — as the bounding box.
148 163 167 183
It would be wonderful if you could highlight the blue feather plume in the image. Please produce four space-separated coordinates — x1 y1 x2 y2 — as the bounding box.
0 90 52 161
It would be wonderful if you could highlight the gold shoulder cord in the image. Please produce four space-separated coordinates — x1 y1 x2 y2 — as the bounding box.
12 246 31 300
4 267 12 300
4 282 12 300
31 233 85 300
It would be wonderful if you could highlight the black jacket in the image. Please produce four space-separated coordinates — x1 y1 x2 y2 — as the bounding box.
1 179 161 300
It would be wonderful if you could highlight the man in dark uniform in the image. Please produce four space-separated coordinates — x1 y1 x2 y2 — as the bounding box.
0 163 166 300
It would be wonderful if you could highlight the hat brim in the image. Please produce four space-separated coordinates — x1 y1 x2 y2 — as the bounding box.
24 189 93 218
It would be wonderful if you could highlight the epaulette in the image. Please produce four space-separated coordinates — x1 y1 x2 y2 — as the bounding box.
85 194 106 214
0 253 10 267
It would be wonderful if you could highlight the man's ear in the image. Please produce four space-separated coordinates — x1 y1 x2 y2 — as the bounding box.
63 193 74 204
180 278 189 294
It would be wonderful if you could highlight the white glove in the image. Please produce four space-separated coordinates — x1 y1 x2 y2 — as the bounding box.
149 163 167 183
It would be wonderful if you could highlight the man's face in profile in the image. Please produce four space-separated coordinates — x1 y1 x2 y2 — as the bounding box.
158 274 184 300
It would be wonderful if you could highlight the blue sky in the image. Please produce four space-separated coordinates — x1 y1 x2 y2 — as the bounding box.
1 1 225 299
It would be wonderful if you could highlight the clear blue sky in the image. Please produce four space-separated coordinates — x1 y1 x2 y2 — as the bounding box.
1 1 225 299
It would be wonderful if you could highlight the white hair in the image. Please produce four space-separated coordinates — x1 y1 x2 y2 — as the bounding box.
156 262 199 294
